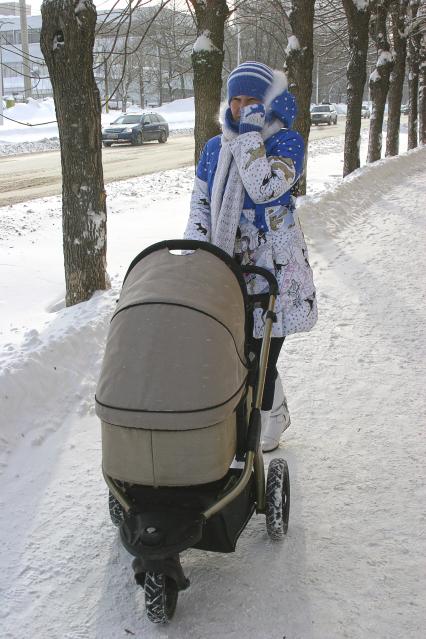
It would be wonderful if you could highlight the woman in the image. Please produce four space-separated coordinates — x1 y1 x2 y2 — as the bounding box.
184 61 317 452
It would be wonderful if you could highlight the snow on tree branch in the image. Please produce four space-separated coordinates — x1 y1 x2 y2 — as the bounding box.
352 0 369 11
285 34 300 54
193 30 221 53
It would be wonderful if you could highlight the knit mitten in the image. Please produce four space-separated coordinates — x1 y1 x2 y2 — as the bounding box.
238 103 265 134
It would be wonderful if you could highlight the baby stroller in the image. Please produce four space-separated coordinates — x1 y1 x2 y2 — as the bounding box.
95 239 290 624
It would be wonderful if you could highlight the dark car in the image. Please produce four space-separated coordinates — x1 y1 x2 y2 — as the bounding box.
102 112 169 147
361 105 371 118
310 103 338 125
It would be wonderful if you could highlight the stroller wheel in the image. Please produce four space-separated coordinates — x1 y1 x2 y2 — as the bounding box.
265 458 290 540
108 491 125 527
144 572 178 623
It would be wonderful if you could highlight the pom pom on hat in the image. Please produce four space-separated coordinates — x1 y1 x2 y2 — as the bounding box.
227 61 274 104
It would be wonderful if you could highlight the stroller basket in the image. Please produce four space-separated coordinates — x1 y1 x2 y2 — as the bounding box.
96 241 250 487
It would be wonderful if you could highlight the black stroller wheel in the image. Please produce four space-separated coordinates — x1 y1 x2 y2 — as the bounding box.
108 491 125 527
265 458 290 540
144 572 178 623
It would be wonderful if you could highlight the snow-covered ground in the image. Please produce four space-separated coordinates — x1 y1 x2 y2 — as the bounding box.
0 114 425 637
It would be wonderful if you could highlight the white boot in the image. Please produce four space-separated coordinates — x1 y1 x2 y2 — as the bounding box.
261 376 291 453
260 409 272 450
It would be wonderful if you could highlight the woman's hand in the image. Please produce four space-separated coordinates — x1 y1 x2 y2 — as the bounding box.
238 103 266 134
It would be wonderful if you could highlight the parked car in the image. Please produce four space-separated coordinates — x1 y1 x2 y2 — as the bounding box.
102 113 169 147
400 104 409 115
361 105 371 118
310 103 338 125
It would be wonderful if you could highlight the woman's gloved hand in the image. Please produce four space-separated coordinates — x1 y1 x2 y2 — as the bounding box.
267 90 297 128
238 103 266 134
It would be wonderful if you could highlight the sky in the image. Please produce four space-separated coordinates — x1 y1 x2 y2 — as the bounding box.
28 0 133 16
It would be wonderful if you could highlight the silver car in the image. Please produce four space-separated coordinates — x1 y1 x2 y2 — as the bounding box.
310 104 338 126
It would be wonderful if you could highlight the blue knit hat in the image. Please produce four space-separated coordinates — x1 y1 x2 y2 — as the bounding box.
227 61 274 104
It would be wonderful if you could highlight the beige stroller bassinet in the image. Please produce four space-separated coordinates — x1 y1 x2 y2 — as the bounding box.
96 241 250 487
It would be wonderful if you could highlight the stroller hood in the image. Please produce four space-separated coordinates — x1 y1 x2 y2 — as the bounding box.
96 245 249 430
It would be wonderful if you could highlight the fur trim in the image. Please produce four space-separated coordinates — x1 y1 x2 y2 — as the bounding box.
219 99 229 126
263 70 288 109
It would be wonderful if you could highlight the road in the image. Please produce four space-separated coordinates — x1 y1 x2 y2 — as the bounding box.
0 118 370 207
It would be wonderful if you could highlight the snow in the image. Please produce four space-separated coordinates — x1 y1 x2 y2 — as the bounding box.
193 30 219 53
377 50 393 66
352 0 369 10
286 35 301 53
1 113 425 636
370 68 381 83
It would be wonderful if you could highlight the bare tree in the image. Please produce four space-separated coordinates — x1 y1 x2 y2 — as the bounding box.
189 0 230 164
407 0 420 148
386 0 409 156
417 6 426 144
284 0 316 195
341 0 371 176
313 0 349 105
41 0 108 306
367 0 393 163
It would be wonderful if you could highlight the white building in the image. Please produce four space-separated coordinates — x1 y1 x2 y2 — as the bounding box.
0 2 31 16
0 8 194 106
0 14 47 98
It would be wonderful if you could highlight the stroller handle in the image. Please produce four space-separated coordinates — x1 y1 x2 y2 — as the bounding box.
124 239 279 298
240 265 279 298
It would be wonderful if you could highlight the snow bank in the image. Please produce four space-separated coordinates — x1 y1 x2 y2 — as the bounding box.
0 291 115 464
300 146 425 247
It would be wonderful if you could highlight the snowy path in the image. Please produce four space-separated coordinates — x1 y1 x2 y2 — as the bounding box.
1 148 425 638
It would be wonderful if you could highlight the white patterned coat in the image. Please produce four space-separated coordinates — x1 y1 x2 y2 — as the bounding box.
184 110 317 338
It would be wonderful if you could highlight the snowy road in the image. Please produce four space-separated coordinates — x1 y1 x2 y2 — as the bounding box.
0 118 370 206
0 136 195 206
1 147 425 638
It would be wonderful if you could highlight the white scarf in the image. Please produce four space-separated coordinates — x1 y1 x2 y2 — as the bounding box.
210 123 243 256
210 116 283 256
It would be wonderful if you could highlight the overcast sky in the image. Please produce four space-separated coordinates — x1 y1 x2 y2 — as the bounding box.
28 0 130 16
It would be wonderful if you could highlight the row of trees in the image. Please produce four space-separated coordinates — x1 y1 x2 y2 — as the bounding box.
40 0 425 307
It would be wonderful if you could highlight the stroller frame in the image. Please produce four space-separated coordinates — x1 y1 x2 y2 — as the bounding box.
100 240 289 623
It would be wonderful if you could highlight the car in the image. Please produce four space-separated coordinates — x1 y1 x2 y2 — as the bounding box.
361 105 371 118
102 112 169 147
400 104 409 115
310 103 338 125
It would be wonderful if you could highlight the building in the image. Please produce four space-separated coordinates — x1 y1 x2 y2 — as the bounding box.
0 2 31 16
0 7 195 105
0 14 47 98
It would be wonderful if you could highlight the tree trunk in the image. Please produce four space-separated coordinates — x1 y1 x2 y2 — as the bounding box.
419 11 426 144
40 0 108 307
139 69 145 108
368 0 393 163
386 0 409 156
157 44 163 106
342 0 371 176
285 0 315 195
180 72 185 99
407 0 420 149
190 0 230 165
